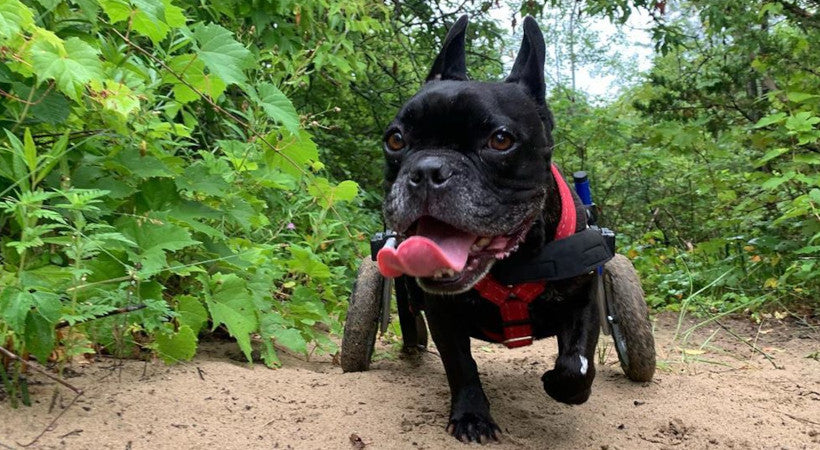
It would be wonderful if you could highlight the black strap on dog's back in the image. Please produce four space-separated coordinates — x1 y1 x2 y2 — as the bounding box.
491 227 614 285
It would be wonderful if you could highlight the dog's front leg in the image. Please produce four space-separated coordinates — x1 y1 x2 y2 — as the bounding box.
542 290 600 404
425 296 500 443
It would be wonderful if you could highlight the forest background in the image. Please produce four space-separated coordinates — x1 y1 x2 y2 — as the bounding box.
0 0 818 404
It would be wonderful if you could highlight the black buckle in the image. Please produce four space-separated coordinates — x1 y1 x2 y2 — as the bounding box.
370 230 400 261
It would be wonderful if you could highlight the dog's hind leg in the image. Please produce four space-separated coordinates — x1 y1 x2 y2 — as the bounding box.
541 289 600 404
396 276 427 355
425 296 500 443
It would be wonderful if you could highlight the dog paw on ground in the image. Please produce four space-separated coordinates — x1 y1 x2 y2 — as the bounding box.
446 412 501 443
541 357 594 405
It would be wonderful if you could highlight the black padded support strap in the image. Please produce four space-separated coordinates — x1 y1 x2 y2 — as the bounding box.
491 228 614 284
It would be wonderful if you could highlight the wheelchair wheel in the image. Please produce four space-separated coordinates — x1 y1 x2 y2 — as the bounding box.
341 257 385 372
604 254 656 382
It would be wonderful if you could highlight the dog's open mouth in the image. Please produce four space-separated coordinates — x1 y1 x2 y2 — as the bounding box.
377 216 532 293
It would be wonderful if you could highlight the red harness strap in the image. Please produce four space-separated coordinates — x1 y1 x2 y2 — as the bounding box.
473 275 546 348
473 164 577 349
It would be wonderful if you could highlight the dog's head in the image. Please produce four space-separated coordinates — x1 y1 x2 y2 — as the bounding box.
379 16 555 294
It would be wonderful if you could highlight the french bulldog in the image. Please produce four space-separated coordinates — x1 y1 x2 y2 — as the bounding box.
378 15 600 443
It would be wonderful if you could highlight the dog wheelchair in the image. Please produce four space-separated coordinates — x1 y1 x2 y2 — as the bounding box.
340 172 656 382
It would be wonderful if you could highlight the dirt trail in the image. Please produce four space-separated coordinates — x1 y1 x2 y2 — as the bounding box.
1 313 818 449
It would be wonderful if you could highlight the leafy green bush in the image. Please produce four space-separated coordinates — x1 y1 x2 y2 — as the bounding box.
547 2 820 312
0 0 383 392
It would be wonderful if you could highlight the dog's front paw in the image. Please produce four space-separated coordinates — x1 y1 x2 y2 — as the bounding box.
446 412 501 443
542 355 594 405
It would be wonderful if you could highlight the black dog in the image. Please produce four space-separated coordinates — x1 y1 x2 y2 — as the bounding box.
378 16 601 443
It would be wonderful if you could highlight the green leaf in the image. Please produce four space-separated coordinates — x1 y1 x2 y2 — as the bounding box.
114 151 174 178
0 0 34 38
334 180 359 202
30 37 103 101
761 177 785 191
194 23 253 87
89 80 141 118
175 162 230 196
3 129 29 190
72 0 100 21
165 54 227 103
785 112 820 133
20 266 73 291
307 178 359 208
35 132 68 184
131 0 170 43
795 245 820 255
155 324 197 364
11 82 70 125
794 153 820 165
117 217 200 275
205 274 258 362
35 0 61 9
786 92 819 103
252 82 300 134
136 178 180 211
176 295 207 335
810 188 820 205
287 246 331 279
271 328 307 355
753 112 787 129
257 313 284 367
258 339 280 367
265 130 318 178
755 147 789 166
0 288 30 331
161 0 186 27
25 312 55 363
289 286 330 323
98 0 130 23
32 290 61 323
22 127 36 175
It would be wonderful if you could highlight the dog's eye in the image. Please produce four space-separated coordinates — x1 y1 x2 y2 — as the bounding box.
385 131 406 151
489 130 514 151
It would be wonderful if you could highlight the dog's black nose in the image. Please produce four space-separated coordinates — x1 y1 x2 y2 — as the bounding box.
409 156 454 190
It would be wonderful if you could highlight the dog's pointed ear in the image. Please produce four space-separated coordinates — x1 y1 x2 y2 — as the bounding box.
506 16 546 105
425 15 469 82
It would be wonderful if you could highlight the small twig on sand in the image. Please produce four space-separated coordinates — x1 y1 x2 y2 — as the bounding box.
781 411 820 426
57 429 83 439
48 388 59 413
708 318 780 369
750 319 765 362
0 346 85 448
17 393 82 447
637 433 671 445
0 347 83 395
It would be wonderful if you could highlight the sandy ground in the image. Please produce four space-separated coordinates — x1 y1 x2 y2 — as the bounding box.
1 312 818 450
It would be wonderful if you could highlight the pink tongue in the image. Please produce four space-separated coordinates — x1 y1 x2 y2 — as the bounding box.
377 219 477 278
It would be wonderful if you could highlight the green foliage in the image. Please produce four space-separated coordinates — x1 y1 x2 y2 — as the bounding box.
548 0 819 313
0 0 383 396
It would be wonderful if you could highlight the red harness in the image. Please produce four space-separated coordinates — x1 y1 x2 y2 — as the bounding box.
473 164 578 348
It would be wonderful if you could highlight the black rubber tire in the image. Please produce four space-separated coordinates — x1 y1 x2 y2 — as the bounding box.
604 254 656 382
341 257 384 373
